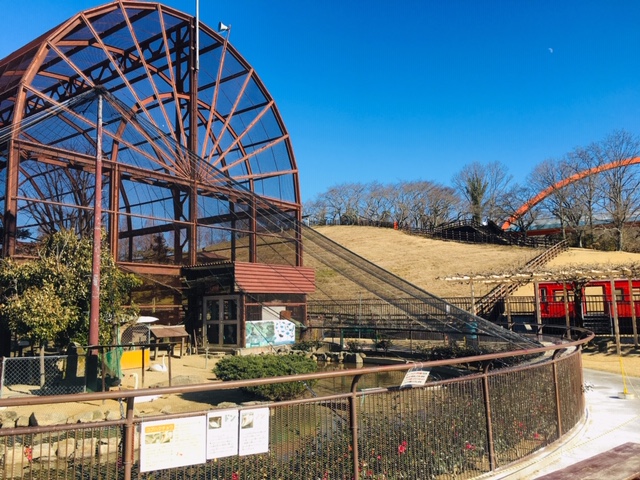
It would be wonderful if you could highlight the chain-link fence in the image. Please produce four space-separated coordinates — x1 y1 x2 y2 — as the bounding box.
120 325 151 345
0 355 86 398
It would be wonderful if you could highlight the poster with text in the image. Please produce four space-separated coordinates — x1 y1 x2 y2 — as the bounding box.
238 407 270 456
401 368 430 387
206 409 239 459
140 416 207 472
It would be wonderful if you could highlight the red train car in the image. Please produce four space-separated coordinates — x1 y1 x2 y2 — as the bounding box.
538 279 640 319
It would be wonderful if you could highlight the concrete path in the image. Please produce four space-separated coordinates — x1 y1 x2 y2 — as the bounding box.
483 368 640 479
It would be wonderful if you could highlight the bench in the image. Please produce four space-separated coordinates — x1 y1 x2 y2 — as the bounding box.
535 442 640 479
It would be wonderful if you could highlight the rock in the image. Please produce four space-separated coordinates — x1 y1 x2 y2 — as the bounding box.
31 443 54 461
2 445 28 478
15 416 29 428
216 402 238 409
171 375 203 386
1 418 16 429
0 410 18 422
98 438 119 457
29 411 68 426
0 411 18 428
69 411 96 424
73 438 97 459
99 437 119 448
326 352 342 363
55 437 76 459
105 410 121 421
344 352 363 365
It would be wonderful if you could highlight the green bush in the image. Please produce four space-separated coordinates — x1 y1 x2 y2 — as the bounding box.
291 340 322 352
417 343 542 370
213 354 318 401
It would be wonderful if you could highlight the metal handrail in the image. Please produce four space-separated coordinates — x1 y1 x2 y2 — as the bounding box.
0 325 594 480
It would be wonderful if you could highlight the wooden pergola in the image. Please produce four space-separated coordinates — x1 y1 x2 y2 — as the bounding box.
444 266 640 353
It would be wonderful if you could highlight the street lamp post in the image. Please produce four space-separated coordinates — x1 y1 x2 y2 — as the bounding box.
87 90 104 390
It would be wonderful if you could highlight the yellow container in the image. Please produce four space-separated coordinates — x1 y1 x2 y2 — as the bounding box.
120 349 150 370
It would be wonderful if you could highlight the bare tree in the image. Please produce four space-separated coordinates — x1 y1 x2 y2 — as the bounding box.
343 182 367 225
322 184 350 224
303 198 328 225
565 146 604 247
497 182 540 234
530 158 578 241
20 161 96 238
361 182 392 225
410 181 460 229
452 161 512 223
593 130 640 251
387 181 417 227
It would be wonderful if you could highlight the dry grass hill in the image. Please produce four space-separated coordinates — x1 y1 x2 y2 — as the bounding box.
307 225 640 300
306 226 640 377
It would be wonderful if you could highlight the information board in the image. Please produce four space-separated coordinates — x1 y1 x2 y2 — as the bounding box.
140 416 207 472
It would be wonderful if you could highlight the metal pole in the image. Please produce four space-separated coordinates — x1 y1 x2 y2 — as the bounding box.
123 396 135 480
482 365 496 471
552 361 563 438
86 92 104 391
628 278 639 348
470 279 476 316
89 92 103 347
534 281 542 339
349 374 363 480
610 278 621 356
562 281 570 328
195 0 200 72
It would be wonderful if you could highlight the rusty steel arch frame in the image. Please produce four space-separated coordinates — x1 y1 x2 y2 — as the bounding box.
502 156 640 230
0 1 303 273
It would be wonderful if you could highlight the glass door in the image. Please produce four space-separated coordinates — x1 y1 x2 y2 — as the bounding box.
203 295 239 347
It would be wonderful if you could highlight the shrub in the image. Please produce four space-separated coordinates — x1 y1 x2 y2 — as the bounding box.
213 354 317 401
291 340 322 352
374 337 393 352
419 344 542 370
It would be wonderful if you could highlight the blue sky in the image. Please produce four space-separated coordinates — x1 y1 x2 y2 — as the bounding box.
3 1 640 203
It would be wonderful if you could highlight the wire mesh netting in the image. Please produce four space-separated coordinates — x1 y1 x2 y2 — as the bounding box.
0 355 86 398
0 347 587 480
299 226 539 351
0 426 123 479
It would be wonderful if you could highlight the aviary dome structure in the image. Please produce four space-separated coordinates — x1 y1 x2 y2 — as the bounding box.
0 1 314 349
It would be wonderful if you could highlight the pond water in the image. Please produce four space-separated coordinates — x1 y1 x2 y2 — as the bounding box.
312 363 406 396
311 361 454 396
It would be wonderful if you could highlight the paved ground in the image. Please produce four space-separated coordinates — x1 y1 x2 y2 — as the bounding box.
483 368 640 479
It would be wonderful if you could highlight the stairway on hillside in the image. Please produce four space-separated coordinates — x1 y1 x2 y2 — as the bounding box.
475 240 570 317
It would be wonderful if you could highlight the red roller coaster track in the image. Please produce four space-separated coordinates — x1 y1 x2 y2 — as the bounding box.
501 156 640 230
